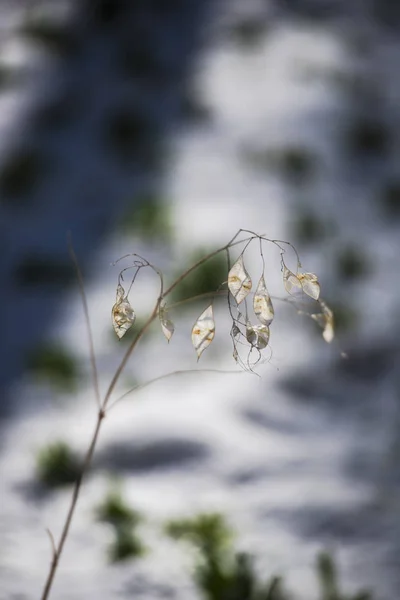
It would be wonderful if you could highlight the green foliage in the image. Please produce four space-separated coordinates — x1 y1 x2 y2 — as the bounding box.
103 106 156 164
316 552 372 600
14 255 75 287
0 63 19 89
33 94 79 131
118 44 163 80
181 92 212 125
166 513 286 600
119 193 172 241
36 441 81 488
95 488 142 529
336 246 370 280
228 18 268 48
346 118 389 157
171 250 227 303
89 0 126 26
0 148 47 200
108 528 145 563
20 16 78 57
95 487 145 563
317 552 340 600
274 147 317 182
26 344 79 391
166 513 233 557
380 180 400 217
322 301 358 334
292 210 334 245
166 513 373 600
244 146 318 184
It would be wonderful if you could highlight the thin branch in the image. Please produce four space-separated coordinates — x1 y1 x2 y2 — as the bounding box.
101 295 163 412
107 368 245 412
40 411 104 600
113 253 164 298
167 290 228 311
67 234 101 408
162 232 258 299
40 228 303 600
45 528 57 559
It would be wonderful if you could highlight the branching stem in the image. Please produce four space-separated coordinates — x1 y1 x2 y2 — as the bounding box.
39 229 305 600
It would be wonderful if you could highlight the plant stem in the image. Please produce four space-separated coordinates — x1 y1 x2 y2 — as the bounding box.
40 303 160 600
40 411 103 600
161 232 256 299
39 229 256 599
68 236 101 409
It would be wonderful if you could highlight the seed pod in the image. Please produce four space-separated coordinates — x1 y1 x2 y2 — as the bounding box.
191 305 215 360
112 284 136 339
228 255 252 304
253 275 274 326
245 322 270 350
159 303 174 342
297 272 320 300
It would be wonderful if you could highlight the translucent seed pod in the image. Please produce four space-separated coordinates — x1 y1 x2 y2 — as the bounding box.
253 275 274 326
191 305 215 360
228 255 252 304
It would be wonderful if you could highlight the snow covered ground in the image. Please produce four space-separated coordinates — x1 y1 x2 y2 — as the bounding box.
1 1 400 598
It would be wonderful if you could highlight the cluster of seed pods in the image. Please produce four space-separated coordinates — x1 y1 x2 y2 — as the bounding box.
111 246 334 369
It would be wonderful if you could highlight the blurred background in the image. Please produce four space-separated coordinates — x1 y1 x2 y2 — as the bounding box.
1 0 400 598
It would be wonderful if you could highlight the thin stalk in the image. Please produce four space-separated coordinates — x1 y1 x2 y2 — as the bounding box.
67 235 101 409
40 303 161 600
167 289 228 311
162 233 257 299
40 255 164 600
39 229 267 600
102 301 161 411
107 368 244 412
40 412 104 600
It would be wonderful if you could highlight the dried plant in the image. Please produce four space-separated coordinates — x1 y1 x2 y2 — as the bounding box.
40 229 337 600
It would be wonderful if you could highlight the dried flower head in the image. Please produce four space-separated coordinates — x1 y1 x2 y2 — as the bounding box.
112 284 135 339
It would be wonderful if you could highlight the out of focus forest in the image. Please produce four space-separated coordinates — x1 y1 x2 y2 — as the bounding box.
1 1 400 599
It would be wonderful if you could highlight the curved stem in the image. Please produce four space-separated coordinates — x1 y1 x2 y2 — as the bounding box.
162 233 257 299
40 297 162 600
101 301 161 411
107 368 244 412
68 235 101 409
40 411 104 600
39 228 283 600
167 289 228 311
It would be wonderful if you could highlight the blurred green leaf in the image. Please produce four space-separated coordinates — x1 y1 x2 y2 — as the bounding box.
171 250 227 304
95 488 142 529
380 180 400 218
36 441 81 488
20 16 79 56
244 146 318 184
292 210 335 246
103 106 156 164
108 528 146 563
228 18 268 48
26 343 79 391
166 513 233 557
346 118 389 157
336 245 370 280
95 485 145 563
14 255 74 287
119 193 172 241
317 552 340 600
166 514 373 600
0 148 48 201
